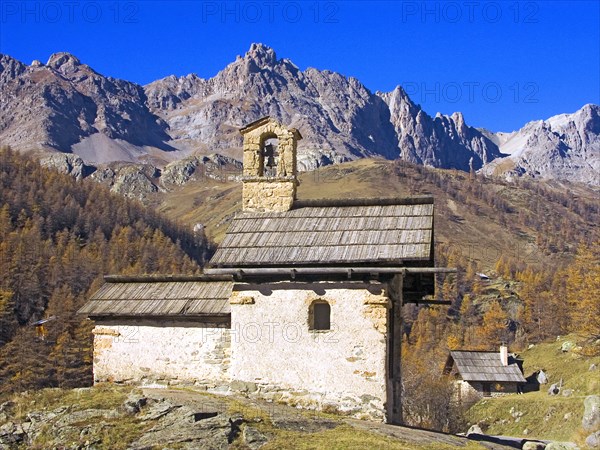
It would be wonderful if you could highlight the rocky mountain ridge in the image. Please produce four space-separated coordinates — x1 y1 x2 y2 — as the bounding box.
378 86 502 170
1 44 598 185
0 52 172 163
480 104 600 185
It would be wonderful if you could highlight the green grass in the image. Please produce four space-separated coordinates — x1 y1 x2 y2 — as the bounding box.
520 336 600 394
466 335 600 444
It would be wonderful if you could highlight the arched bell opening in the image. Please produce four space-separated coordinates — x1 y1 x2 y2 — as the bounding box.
260 134 279 177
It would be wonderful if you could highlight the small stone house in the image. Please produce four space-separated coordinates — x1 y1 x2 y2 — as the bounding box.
79 117 452 423
443 346 526 402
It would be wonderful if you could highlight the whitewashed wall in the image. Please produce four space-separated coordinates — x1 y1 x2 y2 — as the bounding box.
92 319 230 387
229 283 389 420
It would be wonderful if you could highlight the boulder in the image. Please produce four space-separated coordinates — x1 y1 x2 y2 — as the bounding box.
548 384 560 395
123 392 150 415
560 341 576 353
243 425 268 449
522 442 546 450
0 422 27 445
586 431 600 448
583 395 600 431
138 399 179 421
130 404 240 449
467 424 483 436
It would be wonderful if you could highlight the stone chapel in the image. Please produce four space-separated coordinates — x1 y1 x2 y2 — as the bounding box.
79 117 450 423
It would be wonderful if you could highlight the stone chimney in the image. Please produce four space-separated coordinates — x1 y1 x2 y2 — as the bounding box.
239 117 302 213
499 344 508 366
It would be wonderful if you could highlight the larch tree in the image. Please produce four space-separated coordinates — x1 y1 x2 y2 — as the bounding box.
475 301 510 350
566 243 600 346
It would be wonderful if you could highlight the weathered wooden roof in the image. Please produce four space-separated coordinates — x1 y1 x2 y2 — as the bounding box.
77 275 232 318
209 197 434 268
449 351 526 383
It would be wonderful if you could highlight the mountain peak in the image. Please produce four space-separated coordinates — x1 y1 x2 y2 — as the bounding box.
245 43 277 67
47 52 81 71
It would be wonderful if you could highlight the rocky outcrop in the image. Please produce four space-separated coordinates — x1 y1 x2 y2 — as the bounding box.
40 153 96 180
583 395 600 432
90 163 161 201
36 150 243 200
161 153 242 186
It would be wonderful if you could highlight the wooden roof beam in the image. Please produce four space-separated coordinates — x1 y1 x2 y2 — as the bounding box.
204 266 456 278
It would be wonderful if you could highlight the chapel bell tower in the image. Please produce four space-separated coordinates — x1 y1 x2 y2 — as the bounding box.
239 117 302 212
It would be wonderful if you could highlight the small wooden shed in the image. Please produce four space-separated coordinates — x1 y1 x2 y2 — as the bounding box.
444 348 526 402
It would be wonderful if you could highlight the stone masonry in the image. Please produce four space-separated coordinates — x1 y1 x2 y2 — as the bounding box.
240 117 301 212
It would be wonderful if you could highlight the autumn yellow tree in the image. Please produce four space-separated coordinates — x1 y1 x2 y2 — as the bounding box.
566 243 600 344
475 301 510 350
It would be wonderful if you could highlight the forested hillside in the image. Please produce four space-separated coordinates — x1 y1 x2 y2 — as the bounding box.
392 161 600 431
0 147 207 394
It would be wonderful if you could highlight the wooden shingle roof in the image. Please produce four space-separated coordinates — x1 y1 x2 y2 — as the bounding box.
209 197 434 268
448 351 526 383
78 275 232 318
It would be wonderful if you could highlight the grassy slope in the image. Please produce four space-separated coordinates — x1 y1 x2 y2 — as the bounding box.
155 158 599 271
467 336 600 443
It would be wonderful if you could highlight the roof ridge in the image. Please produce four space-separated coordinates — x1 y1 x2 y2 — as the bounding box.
292 196 434 209
103 274 233 283
450 350 500 353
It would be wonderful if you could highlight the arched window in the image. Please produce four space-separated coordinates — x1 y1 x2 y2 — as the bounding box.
309 300 331 331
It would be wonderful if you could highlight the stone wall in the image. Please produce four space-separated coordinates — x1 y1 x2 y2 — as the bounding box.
240 117 300 212
242 178 296 213
455 380 520 403
92 319 230 388
228 282 389 421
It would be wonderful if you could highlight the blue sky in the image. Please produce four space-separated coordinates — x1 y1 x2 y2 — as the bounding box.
1 0 598 131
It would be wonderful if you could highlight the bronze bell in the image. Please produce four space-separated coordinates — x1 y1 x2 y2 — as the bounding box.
264 143 276 168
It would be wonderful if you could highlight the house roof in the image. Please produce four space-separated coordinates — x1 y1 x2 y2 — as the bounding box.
77 275 232 318
208 197 434 268
448 351 526 383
